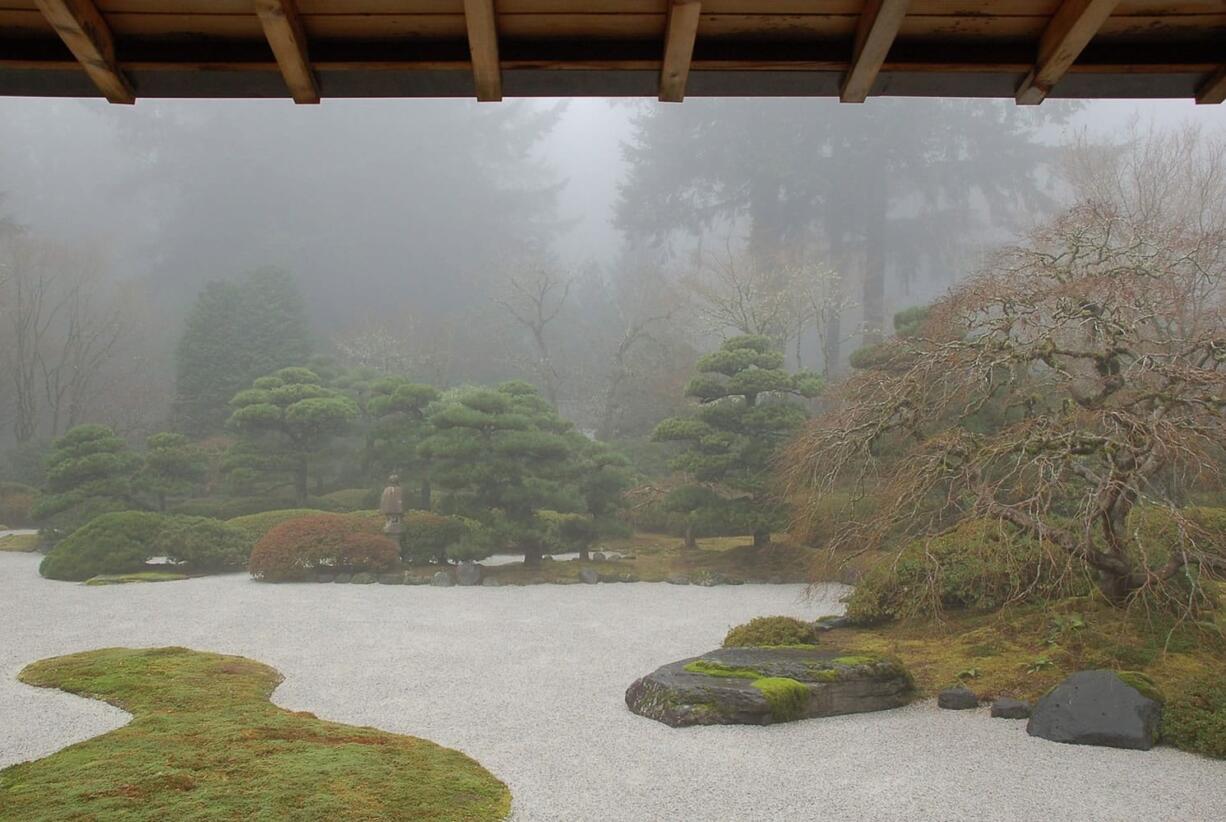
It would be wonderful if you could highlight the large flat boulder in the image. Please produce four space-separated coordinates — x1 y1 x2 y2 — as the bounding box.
1026 670 1163 751
625 647 913 727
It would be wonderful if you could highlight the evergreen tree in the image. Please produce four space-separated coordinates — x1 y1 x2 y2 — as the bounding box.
653 336 821 546
31 425 142 540
137 432 206 512
367 377 440 509
174 268 312 434
420 381 584 567
226 367 358 505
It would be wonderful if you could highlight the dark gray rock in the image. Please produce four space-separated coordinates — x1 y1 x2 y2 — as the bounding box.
377 572 404 585
316 573 336 584
991 697 1032 719
626 647 913 727
938 685 979 710
814 615 852 631
1027 670 1163 750
578 568 600 584
350 572 376 584
455 561 482 586
691 571 727 587
431 571 454 587
334 573 352 584
591 552 606 562
665 574 690 585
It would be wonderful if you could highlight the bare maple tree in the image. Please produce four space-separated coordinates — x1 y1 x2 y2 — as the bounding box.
783 196 1226 608
496 264 571 408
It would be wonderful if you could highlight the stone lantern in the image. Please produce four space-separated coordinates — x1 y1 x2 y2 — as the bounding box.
380 474 404 537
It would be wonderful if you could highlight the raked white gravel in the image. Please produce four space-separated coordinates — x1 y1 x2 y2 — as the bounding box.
1 552 1222 821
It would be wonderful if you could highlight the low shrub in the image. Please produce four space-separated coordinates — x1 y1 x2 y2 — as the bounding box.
318 488 377 511
723 616 820 648
248 514 397 582
39 512 168 581
227 509 330 542
400 510 471 565
844 519 1093 625
0 481 39 527
152 516 253 572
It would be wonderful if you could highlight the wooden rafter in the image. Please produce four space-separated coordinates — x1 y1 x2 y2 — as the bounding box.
253 0 318 104
1016 0 1119 105
840 0 909 103
1198 67 1226 105
659 0 701 103
33 0 133 104
463 0 502 102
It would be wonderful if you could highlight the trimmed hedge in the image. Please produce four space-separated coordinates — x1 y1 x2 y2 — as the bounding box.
227 509 331 542
152 516 252 573
400 510 472 565
40 512 168 581
248 514 398 582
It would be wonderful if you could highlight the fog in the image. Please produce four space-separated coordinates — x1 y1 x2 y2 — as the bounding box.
3 94 1226 452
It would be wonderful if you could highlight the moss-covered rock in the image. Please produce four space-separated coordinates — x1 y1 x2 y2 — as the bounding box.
626 646 913 727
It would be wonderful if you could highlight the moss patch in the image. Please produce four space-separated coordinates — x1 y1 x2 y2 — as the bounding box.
751 677 810 722
0 647 510 820
723 616 820 648
84 571 189 586
0 533 39 553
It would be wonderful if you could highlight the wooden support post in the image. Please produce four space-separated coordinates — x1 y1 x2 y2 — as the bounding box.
659 0 701 103
1197 67 1226 104
33 0 133 104
463 0 502 102
840 0 910 103
254 0 319 104
1016 0 1119 105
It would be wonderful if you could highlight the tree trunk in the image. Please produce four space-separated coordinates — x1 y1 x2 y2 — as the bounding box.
861 172 888 347
419 476 432 511
752 528 771 547
294 459 309 506
522 547 543 568
684 521 697 551
578 547 590 562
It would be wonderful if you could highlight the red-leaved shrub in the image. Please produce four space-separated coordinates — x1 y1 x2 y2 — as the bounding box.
248 514 397 582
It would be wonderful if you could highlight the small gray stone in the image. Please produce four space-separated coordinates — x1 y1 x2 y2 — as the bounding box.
991 698 1032 719
316 573 336 584
481 576 502 587
691 571 727 587
604 552 622 561
404 573 431 585
591 552 606 562
578 568 600 584
455 561 482 586
938 685 979 710
350 572 376 584
1027 670 1163 750
665 574 690 585
377 572 405 585
334 573 352 584
431 571 455 587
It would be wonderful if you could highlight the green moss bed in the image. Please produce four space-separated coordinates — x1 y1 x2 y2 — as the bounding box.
0 647 510 820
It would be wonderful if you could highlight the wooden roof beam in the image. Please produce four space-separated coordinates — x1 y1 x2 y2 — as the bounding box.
659 0 701 103
840 0 910 103
254 0 318 104
1016 0 1119 105
1198 67 1226 104
33 0 133 104
463 0 502 101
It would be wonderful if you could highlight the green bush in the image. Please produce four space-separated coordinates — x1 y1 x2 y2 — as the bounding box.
845 519 1093 625
227 509 331 542
37 497 133 546
318 488 377 512
723 616 820 648
152 516 253 572
1163 672 1226 759
39 512 168 581
400 510 471 565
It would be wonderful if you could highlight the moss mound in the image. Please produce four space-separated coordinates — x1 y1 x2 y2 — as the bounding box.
723 616 819 648
751 677 810 721
0 647 510 820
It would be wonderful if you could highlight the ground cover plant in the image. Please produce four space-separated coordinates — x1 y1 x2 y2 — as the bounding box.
0 647 511 820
